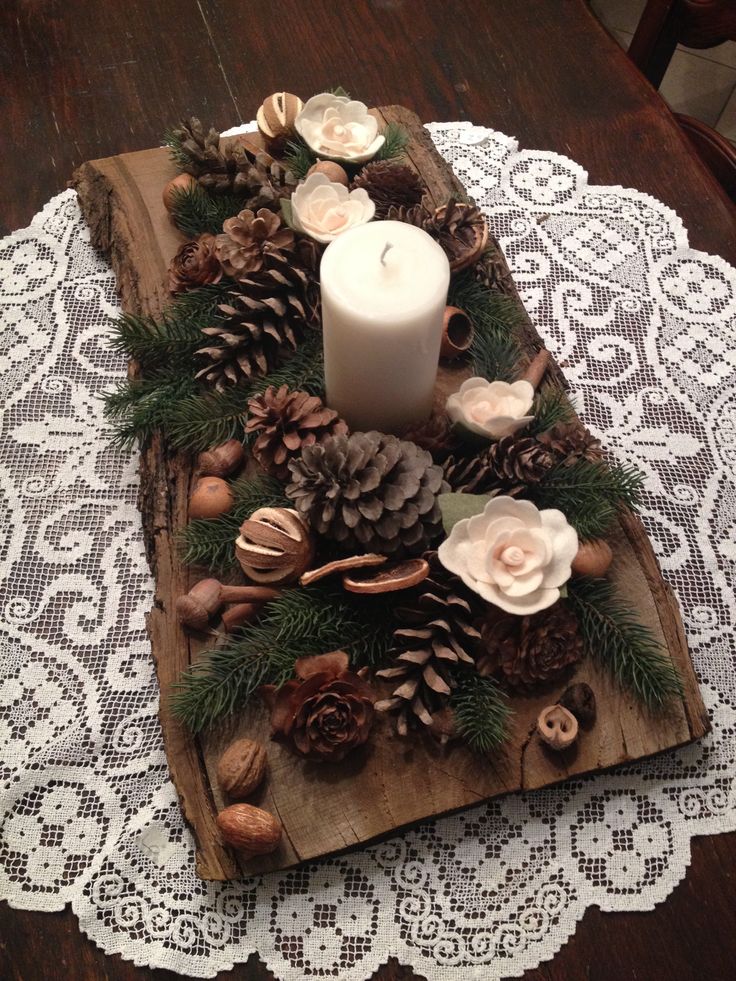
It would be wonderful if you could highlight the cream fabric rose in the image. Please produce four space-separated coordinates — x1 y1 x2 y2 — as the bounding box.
447 377 535 440
291 173 375 244
438 497 578 614
295 93 385 163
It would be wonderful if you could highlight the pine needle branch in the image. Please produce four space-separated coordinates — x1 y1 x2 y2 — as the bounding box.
163 126 193 171
374 123 409 161
284 138 317 180
451 673 512 753
528 385 576 435
170 184 243 237
102 371 200 449
449 270 524 381
568 577 683 709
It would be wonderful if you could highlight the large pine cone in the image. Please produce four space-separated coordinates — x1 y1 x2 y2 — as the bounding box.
538 422 603 466
195 248 318 390
216 209 294 280
246 386 348 480
479 602 583 689
352 161 424 219
168 233 223 293
286 431 448 555
376 551 481 733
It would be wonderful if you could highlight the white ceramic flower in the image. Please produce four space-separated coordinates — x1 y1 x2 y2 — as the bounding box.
295 93 385 163
290 173 375 244
438 497 578 615
446 376 535 440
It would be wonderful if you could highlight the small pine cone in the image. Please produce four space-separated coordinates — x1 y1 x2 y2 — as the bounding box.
168 234 223 293
473 244 514 295
485 436 557 485
352 162 425 219
216 209 294 280
246 386 348 480
171 117 223 177
398 413 460 463
479 602 583 689
442 454 520 496
538 423 603 466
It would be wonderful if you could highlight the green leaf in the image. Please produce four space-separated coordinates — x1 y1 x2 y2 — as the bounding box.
280 197 295 229
438 492 492 533
328 85 351 98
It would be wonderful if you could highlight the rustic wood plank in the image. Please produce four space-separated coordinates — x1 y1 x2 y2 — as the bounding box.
72 107 708 880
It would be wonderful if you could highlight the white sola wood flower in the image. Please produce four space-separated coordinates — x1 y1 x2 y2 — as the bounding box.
290 173 375 243
447 377 535 440
295 93 385 163
438 497 578 614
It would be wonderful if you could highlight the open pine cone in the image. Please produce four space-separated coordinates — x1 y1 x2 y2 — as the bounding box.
352 161 425 219
246 386 348 480
537 422 603 466
388 200 489 272
286 431 448 556
215 209 294 280
376 551 481 733
484 436 557 485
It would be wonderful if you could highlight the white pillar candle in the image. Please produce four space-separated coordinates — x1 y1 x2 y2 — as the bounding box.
320 219 451 432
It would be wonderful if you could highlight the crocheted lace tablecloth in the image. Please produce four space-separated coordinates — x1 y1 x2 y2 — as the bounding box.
1 123 735 980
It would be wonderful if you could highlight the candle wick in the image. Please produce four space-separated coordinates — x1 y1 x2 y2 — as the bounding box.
380 242 393 266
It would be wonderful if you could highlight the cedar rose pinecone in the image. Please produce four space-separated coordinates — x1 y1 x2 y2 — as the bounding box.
216 209 294 280
286 431 448 556
479 601 583 689
267 651 376 762
352 161 425 219
246 386 348 480
484 436 557 485
168 233 223 293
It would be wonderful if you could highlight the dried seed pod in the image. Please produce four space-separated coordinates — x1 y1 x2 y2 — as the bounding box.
235 507 315 585
343 558 430 594
221 602 263 632
162 172 198 211
559 682 597 728
216 803 282 854
572 539 613 578
216 738 268 799
307 160 349 186
189 476 234 520
256 92 304 149
537 704 579 750
197 439 246 478
176 579 280 630
440 306 474 360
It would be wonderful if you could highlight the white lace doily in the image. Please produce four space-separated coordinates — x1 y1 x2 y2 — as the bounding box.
1 123 735 980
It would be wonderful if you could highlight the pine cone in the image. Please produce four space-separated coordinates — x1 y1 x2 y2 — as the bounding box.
398 413 460 463
388 200 488 271
286 432 448 556
168 234 223 293
246 386 348 480
442 454 518 496
484 436 557 485
538 423 603 466
474 244 514 295
195 249 318 390
352 161 425 219
479 602 583 689
215 209 294 280
376 551 481 733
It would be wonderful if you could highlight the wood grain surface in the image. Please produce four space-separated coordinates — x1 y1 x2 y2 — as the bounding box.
2 0 735 977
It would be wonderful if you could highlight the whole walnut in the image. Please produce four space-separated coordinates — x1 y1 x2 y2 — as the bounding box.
264 651 376 762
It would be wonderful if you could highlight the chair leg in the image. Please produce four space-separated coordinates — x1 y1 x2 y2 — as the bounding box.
628 0 682 87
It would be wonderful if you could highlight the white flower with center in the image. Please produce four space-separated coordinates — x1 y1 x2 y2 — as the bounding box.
295 93 385 163
290 173 375 244
438 497 578 614
446 376 535 440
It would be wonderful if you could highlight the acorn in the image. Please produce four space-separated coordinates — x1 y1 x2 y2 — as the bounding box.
572 539 613 578
162 173 198 212
307 160 349 186
256 92 304 150
197 439 246 478
189 476 234 520
440 306 474 360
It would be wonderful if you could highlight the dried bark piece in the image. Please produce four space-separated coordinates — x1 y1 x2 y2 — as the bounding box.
343 558 430 594
300 554 387 586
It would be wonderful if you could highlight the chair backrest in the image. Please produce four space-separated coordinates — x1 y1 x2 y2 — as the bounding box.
629 0 736 87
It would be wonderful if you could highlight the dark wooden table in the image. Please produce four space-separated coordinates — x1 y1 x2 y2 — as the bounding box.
1 1 734 978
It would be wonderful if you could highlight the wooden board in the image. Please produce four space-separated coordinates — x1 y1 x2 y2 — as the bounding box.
72 106 710 881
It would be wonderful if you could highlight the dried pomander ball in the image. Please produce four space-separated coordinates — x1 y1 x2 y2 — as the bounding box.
197 439 246 478
189 476 234 520
256 92 304 148
235 507 315 585
307 160 349 186
162 173 198 212
559 682 597 728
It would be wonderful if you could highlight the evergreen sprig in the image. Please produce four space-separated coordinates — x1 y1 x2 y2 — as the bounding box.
170 184 242 238
374 123 409 161
568 577 683 708
448 268 523 381
102 371 200 449
163 126 194 172
171 586 395 731
284 138 317 180
451 674 512 753
528 386 575 436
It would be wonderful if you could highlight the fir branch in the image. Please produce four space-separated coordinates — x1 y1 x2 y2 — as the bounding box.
163 126 193 172
532 458 644 540
171 586 394 731
528 386 575 436
284 138 317 180
470 325 520 383
374 123 409 161
568 577 683 709
170 184 242 237
449 270 523 381
245 332 325 398
103 371 200 450
451 674 512 754
178 474 290 571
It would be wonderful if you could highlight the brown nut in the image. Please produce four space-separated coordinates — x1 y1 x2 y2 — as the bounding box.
189 476 234 520
197 440 246 478
216 803 282 854
162 173 198 212
559 682 597 728
572 539 613 578
440 306 474 360
537 704 578 750
216 738 268 799
307 160 349 186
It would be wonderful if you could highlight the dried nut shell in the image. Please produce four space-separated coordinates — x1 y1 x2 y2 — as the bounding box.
162 173 198 212
440 306 474 360
343 558 430 594
307 160 349 186
235 507 315 585
559 682 597 728
300 553 387 586
197 439 246 478
189 477 234 520
537 704 578 750
571 539 613 578
216 738 268 799
216 803 282 854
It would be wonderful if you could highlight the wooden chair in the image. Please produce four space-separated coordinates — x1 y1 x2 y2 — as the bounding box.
628 0 736 201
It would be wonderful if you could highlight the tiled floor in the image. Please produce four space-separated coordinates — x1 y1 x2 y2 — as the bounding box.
591 0 736 139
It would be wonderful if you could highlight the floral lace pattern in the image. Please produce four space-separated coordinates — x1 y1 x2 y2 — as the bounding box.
1 123 734 980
